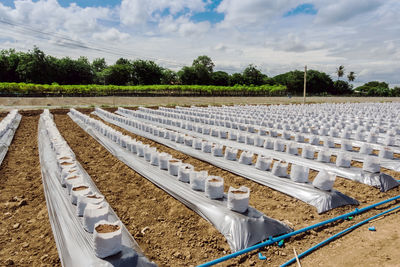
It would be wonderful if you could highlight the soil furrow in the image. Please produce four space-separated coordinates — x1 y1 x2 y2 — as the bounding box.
0 115 59 266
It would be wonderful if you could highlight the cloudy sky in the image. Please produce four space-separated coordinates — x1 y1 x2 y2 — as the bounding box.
0 0 399 86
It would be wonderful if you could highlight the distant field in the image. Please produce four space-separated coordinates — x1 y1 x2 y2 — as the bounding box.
1 96 400 110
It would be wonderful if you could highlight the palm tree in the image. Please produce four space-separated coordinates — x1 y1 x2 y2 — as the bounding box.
347 71 356 82
336 65 344 80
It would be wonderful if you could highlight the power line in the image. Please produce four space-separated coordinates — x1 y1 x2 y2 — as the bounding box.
0 18 243 73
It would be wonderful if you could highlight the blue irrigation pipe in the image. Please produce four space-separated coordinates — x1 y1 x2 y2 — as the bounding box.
198 195 400 267
280 204 400 267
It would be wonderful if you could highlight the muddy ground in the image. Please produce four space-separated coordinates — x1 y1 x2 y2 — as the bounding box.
0 108 399 266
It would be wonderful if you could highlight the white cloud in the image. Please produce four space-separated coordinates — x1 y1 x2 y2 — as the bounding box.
216 0 297 28
92 28 130 42
313 0 384 24
120 0 205 26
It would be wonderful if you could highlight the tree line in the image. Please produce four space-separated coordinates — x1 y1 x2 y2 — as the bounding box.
0 47 399 96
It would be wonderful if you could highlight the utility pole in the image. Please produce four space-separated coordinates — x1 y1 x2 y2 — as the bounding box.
303 65 307 104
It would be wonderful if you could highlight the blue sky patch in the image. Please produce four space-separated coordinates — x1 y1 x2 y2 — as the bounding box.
191 11 224 24
284 3 317 17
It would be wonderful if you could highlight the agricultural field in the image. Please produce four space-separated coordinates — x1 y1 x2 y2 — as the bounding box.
0 102 399 267
2 96 400 111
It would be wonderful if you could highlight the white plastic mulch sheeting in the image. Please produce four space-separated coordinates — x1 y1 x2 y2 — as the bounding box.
0 109 21 166
94 108 359 214
38 110 155 267
118 106 399 192
68 108 293 252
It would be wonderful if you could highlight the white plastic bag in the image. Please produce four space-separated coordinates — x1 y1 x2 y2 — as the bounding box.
383 135 395 146
294 133 304 143
144 146 157 162
309 135 320 145
317 149 331 163
363 156 380 173
286 143 298 155
65 174 84 193
219 130 228 139
178 164 194 183
184 136 193 147
273 140 285 152
93 220 123 258
312 170 336 191
238 133 246 143
255 155 272 171
264 138 274 149
238 151 253 165
227 186 250 213
70 184 91 205
84 202 109 233
254 136 265 147
245 134 255 145
193 138 203 150
301 145 315 159
201 141 212 153
336 152 351 168
168 159 182 176
366 133 377 143
229 130 238 140
205 176 224 199
379 147 393 159
323 137 335 148
341 141 353 151
271 161 288 177
159 152 172 170
224 147 238 161
290 165 309 183
77 193 105 217
282 131 291 140
211 144 223 157
190 170 207 191
359 143 373 155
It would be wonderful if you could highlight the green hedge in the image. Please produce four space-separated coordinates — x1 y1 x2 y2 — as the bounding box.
0 82 287 97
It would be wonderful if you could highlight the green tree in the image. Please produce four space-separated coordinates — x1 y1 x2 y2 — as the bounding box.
92 58 107 73
333 80 353 95
103 64 131 85
336 65 344 80
192 55 214 73
230 73 244 85
56 56 93 84
161 69 178 84
0 49 21 82
242 64 264 85
16 46 48 83
178 66 197 85
354 81 390 96
274 69 334 95
115 58 130 65
212 71 230 86
131 60 162 85
347 71 356 82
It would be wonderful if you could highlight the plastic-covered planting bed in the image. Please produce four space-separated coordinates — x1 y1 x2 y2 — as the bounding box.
150 106 400 172
0 109 22 166
116 107 399 192
134 105 400 155
38 110 155 267
94 108 359 213
157 103 400 147
69 108 293 252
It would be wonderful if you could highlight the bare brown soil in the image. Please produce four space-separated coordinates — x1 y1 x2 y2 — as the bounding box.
0 109 399 267
0 115 59 266
95 224 120 234
2 96 400 111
